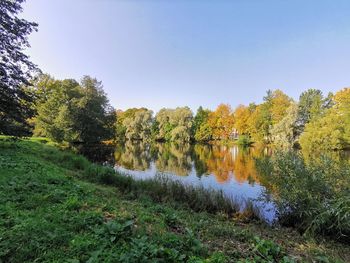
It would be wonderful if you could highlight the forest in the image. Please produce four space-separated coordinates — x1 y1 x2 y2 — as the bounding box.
8 72 350 156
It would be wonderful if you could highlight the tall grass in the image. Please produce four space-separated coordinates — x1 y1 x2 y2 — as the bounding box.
256 151 350 242
82 166 243 216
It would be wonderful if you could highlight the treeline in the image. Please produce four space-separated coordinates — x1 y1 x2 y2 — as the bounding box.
115 88 350 151
4 73 350 152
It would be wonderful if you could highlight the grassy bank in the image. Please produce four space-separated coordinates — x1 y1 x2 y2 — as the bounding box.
0 137 349 262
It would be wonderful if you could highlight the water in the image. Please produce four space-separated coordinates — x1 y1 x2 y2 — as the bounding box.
95 141 275 222
80 141 350 224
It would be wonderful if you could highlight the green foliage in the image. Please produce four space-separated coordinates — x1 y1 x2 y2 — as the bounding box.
155 107 193 142
194 123 213 142
88 172 243 216
0 137 347 262
245 237 295 263
256 151 350 240
299 88 350 151
193 107 212 142
0 0 38 136
248 90 292 143
270 102 299 149
32 75 115 144
0 138 210 262
236 135 253 147
297 89 332 131
116 108 153 141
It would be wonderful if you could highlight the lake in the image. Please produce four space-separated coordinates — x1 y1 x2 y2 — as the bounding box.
79 141 350 224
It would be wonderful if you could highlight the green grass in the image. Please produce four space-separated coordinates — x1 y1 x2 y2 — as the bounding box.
0 137 349 262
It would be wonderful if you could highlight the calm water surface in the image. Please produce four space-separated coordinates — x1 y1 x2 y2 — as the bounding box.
80 141 350 223
107 141 276 222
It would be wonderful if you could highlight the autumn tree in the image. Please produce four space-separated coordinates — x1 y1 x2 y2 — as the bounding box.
233 104 254 135
0 0 39 135
247 90 291 143
247 103 270 142
207 104 235 140
269 89 292 125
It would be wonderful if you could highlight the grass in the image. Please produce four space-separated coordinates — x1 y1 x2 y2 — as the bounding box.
0 137 349 262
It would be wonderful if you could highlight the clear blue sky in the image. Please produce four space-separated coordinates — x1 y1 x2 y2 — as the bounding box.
22 0 350 112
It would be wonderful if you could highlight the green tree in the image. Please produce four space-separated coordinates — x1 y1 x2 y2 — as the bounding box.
115 108 148 141
33 76 115 144
297 89 333 134
0 0 38 135
192 106 212 142
72 76 115 143
123 109 153 141
155 107 193 142
247 90 291 143
299 88 350 152
194 123 212 142
270 102 299 149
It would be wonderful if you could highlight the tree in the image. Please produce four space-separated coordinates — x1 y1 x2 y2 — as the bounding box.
192 106 212 142
233 104 253 135
269 90 292 125
115 108 147 141
0 0 38 135
72 76 115 143
123 109 153 141
194 123 212 142
247 103 270 142
297 89 333 133
33 78 81 141
299 88 350 152
332 87 350 145
270 102 299 149
155 107 193 142
33 75 115 144
207 104 235 140
246 90 291 143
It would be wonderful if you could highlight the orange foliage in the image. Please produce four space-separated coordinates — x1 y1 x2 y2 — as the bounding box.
207 104 235 140
233 105 252 134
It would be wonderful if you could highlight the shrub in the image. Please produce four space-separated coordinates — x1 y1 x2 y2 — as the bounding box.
237 135 253 147
256 151 350 241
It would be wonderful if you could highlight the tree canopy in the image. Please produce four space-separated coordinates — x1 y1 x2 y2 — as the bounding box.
299 88 350 152
0 0 38 135
32 75 115 144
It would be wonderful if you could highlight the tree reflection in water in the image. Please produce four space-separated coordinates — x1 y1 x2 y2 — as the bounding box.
113 141 269 185
114 140 152 171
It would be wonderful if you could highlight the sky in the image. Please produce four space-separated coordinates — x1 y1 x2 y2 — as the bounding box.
21 0 350 112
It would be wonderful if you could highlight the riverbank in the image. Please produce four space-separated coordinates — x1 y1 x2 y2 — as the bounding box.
0 137 349 262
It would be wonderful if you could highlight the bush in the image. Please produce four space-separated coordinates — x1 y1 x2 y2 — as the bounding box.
236 135 253 147
256 151 350 241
